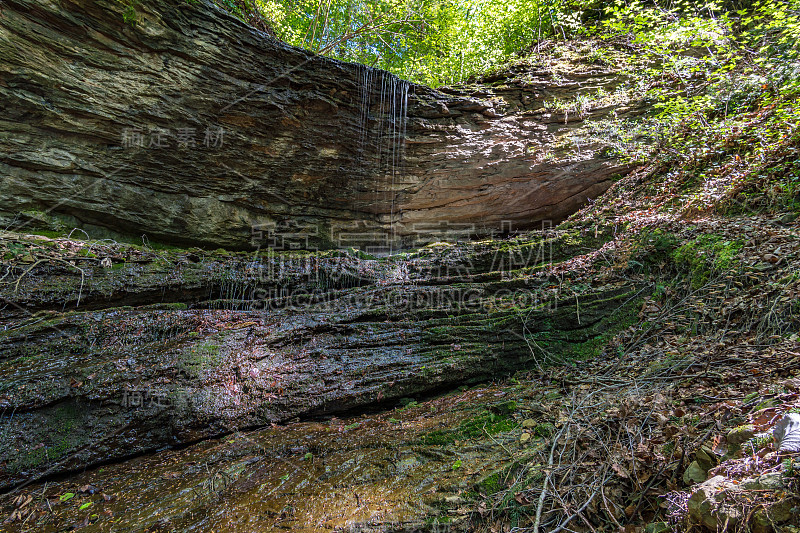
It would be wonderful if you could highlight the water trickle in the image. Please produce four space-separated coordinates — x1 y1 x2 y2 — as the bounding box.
356 65 410 253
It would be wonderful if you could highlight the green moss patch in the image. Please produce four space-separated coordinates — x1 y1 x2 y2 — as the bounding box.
420 407 518 445
672 234 744 288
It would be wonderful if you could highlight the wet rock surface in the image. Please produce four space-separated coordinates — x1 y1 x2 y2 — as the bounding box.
0 381 543 532
2 214 799 532
0 230 641 490
0 0 644 249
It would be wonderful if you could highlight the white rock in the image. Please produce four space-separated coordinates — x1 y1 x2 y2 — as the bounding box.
773 413 800 452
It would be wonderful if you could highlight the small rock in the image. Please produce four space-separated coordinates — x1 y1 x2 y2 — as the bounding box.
683 460 708 485
727 425 755 457
728 425 755 446
766 499 794 523
522 419 536 429
780 212 799 224
751 510 772 533
489 400 517 415
695 446 717 471
644 522 670 533
444 495 463 505
752 500 794 533
687 476 740 530
520 432 531 443
741 472 784 491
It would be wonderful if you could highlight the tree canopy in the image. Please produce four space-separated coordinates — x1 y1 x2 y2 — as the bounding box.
210 0 800 90
212 0 593 85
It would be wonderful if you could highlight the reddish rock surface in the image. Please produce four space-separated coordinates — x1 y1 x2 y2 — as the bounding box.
0 0 644 250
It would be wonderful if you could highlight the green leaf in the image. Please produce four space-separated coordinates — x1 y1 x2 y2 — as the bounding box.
60 493 76 502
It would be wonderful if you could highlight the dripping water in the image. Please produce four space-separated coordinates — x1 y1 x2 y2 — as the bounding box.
356 65 410 254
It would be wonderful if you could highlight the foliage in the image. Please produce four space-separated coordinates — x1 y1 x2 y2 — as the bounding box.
232 0 800 93
558 0 800 221
206 0 595 85
672 234 744 288
419 407 517 445
213 0 275 33
118 0 800 102
588 0 800 156
122 2 138 25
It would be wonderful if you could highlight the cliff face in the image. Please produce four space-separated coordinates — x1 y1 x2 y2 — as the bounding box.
0 0 643 250
0 228 640 491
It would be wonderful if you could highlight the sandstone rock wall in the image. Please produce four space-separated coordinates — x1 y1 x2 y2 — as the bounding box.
0 0 642 250
0 229 640 490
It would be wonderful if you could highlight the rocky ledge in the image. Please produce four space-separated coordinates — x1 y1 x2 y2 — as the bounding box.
0 0 645 250
0 228 641 490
